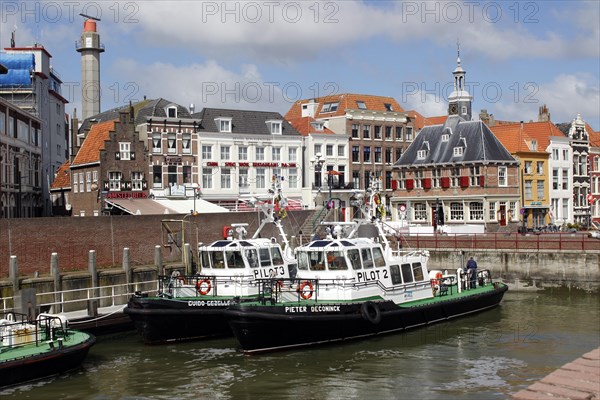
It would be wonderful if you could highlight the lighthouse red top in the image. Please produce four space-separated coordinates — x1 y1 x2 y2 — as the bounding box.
84 19 97 33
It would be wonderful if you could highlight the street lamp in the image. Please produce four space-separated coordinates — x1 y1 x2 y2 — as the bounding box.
310 152 325 207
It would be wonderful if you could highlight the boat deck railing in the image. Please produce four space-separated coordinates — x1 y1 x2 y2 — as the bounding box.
1 279 159 314
0 312 69 354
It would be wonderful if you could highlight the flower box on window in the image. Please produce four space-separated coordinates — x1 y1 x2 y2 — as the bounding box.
423 178 432 189
441 177 450 188
460 176 469 188
405 179 414 190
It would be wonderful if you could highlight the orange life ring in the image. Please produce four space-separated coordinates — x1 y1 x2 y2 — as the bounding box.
298 281 314 300
177 276 187 285
196 279 211 295
430 272 443 287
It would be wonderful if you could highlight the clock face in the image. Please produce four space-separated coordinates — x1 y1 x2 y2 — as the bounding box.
449 104 458 114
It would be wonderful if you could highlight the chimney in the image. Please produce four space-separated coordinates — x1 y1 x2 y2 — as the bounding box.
190 103 195 114
538 104 550 122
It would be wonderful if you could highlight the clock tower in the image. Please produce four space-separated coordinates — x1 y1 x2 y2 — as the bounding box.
448 46 472 120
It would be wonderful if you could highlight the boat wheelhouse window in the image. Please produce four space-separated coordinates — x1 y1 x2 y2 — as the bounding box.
348 249 361 270
211 252 225 269
340 240 354 247
401 263 414 283
361 249 374 269
308 252 326 271
309 240 330 248
271 247 284 266
239 241 253 247
297 252 309 270
390 265 402 285
245 249 259 268
327 250 347 270
212 241 230 247
200 251 211 269
412 263 424 281
259 248 271 267
226 250 244 268
373 248 386 267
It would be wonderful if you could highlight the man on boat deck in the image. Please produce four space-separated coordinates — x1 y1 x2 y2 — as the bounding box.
466 257 477 289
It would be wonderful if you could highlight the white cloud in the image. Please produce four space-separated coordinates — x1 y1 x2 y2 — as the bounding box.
402 89 448 117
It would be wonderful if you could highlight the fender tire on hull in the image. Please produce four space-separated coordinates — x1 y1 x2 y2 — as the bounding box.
360 301 381 324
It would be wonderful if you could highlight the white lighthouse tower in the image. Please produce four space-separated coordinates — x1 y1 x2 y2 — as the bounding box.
76 14 104 120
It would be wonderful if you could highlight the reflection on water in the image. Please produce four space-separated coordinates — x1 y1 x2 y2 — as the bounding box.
2 289 598 400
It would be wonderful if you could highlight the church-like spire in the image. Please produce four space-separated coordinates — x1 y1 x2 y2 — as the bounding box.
448 44 472 121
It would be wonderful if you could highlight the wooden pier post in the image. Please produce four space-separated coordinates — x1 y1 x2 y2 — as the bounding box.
9 255 18 292
88 250 98 317
155 245 163 276
50 252 62 313
123 247 131 295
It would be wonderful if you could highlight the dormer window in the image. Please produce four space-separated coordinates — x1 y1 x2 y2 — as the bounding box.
167 106 177 118
215 117 232 133
266 120 282 135
311 122 324 131
417 150 428 160
453 147 464 156
441 134 449 142
530 140 537 151
356 101 366 109
384 103 393 111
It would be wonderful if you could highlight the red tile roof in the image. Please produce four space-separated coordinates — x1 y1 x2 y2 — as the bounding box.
285 93 404 120
286 117 336 136
72 120 116 166
490 121 562 153
50 160 71 189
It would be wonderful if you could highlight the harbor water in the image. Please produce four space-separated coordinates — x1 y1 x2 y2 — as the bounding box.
2 289 599 400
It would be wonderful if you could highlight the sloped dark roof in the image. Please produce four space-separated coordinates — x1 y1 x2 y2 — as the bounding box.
79 98 192 133
192 108 301 136
395 115 517 167
555 122 571 136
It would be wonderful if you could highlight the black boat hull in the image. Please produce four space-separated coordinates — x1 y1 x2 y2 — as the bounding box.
225 284 508 353
124 296 233 344
0 336 96 388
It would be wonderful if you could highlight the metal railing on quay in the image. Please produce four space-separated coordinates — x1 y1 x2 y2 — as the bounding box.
403 232 600 252
1 279 159 313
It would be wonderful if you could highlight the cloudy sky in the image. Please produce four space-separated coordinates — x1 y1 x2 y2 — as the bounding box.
2 0 599 128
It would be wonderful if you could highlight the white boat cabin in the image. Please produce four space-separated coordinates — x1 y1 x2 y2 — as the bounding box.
291 238 434 303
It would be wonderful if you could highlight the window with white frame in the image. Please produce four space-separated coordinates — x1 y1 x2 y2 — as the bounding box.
562 169 568 189
351 124 359 138
119 142 131 160
451 167 461 187
239 168 249 187
272 147 281 161
273 168 281 180
363 125 371 139
450 202 464 221
417 150 427 160
73 173 78 193
109 171 122 190
397 170 406 189
221 146 230 160
537 180 544 199
489 202 497 220
524 161 532 174
289 168 298 188
414 170 423 188
385 126 392 140
221 168 231 189
153 165 162 187
469 202 484 221
182 133 191 154
562 149 569 161
269 121 282 134
167 133 176 154
326 145 333 157
239 146 248 161
202 168 213 189
536 161 544 175
132 172 143 190
337 145 344 157
414 203 427 221
167 106 177 118
509 202 517 221
93 170 98 185
469 166 481 186
525 180 532 200
553 169 559 190
396 126 403 140
217 118 232 133
562 199 568 220
441 134 449 142
256 147 265 161
288 147 297 162
498 166 507 187
405 127 413 141
432 168 441 188
453 146 463 157
202 145 212 160
79 172 84 193
256 168 266 189
86 172 91 192
314 144 322 156
152 132 161 153
552 148 559 160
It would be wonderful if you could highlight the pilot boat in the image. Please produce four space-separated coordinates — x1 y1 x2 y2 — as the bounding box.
124 176 297 344
224 179 508 353
0 312 96 387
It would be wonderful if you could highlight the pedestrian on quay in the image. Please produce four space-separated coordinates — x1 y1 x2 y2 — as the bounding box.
466 256 478 289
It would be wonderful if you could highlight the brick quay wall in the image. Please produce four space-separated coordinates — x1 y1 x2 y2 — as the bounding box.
0 211 312 278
